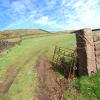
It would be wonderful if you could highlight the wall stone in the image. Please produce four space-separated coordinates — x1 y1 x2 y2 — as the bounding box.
94 34 100 69
76 28 96 76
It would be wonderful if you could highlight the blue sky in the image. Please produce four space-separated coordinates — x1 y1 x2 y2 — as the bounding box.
0 0 100 31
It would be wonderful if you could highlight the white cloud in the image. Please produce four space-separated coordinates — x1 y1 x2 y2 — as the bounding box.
34 16 56 26
1 0 100 31
6 22 21 29
60 0 100 30
10 1 26 13
45 0 57 8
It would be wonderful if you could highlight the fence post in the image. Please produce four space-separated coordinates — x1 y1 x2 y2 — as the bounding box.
75 28 96 76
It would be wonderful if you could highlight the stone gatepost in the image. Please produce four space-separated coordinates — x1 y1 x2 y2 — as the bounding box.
75 28 96 76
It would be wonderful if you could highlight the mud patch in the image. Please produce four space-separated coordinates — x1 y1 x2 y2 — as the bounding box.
36 55 66 100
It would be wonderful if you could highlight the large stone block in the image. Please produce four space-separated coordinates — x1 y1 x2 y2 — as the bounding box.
95 50 100 56
93 33 100 42
96 56 100 68
76 28 96 76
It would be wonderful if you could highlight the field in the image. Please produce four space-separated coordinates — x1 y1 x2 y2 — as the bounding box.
0 31 100 100
0 33 75 100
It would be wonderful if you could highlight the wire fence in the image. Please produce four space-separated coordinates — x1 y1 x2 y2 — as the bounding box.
52 46 77 79
52 33 100 78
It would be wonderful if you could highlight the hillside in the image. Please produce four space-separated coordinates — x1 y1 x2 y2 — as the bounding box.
0 29 51 39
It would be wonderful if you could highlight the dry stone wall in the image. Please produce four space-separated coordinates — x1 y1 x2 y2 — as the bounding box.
93 33 100 68
0 41 14 51
0 40 21 53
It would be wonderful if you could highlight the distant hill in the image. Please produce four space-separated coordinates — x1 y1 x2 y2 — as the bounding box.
93 28 100 31
52 30 70 34
0 29 51 39
93 29 100 34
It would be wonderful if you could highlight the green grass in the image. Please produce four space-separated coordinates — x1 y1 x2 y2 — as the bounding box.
74 69 100 100
1 32 99 100
0 33 76 100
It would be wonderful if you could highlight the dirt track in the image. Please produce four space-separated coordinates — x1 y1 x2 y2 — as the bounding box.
0 50 41 94
36 55 65 100
0 67 20 93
